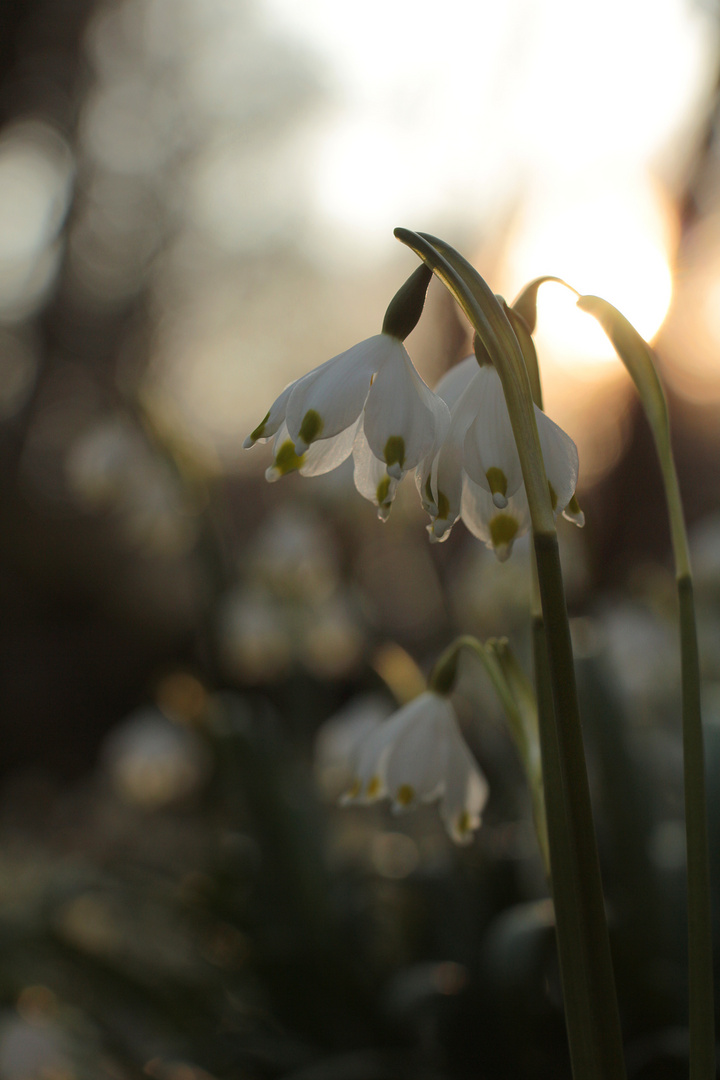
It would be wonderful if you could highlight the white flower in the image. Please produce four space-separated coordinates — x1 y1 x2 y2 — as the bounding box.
245 333 450 519
342 690 489 844
419 355 581 559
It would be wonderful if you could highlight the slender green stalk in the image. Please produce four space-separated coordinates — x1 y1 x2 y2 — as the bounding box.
679 575 715 1080
534 533 627 1080
431 634 549 873
577 296 715 1080
395 229 626 1080
489 636 550 876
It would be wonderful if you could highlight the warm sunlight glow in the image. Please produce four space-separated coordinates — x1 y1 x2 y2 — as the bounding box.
503 175 676 373
263 0 713 262
656 212 720 403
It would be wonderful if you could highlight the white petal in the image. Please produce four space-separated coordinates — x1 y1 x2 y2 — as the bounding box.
352 425 399 514
285 334 391 451
562 496 585 528
420 371 484 538
415 394 453 515
300 417 360 476
343 704 416 803
244 379 296 447
433 355 478 410
264 422 304 482
461 475 531 561
534 406 579 513
461 367 523 501
384 692 451 809
439 718 489 844
363 344 450 474
426 436 464 540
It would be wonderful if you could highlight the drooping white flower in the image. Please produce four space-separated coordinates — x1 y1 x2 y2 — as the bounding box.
245 333 450 519
419 354 582 558
342 690 489 844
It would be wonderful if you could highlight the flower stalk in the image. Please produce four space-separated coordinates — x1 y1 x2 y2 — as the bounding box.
430 634 549 871
577 295 715 1080
394 228 626 1080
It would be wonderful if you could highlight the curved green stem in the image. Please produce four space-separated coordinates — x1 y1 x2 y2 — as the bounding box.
577 296 714 1080
431 635 549 875
396 229 626 1080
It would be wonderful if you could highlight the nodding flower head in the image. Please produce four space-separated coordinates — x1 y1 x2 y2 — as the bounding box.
244 332 450 519
418 355 582 559
342 690 489 845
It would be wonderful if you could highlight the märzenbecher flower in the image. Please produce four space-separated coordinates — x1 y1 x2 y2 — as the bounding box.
342 689 489 844
244 267 450 519
418 352 583 559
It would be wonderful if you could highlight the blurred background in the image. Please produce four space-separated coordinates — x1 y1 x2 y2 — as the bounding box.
2 0 720 1076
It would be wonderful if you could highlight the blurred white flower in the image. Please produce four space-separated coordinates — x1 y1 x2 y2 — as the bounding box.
342 690 488 844
65 416 197 554
102 708 211 808
314 692 392 800
244 332 449 519
301 593 365 678
217 587 292 683
0 1013 71 1080
251 505 338 600
418 355 582 559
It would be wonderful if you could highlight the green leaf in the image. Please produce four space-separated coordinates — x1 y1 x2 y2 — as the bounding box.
512 275 577 333
576 293 715 1080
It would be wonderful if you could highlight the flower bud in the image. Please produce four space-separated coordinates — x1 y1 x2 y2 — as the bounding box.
381 263 433 341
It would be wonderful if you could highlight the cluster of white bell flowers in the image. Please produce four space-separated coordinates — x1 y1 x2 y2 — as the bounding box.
243 267 583 843
244 325 582 560
340 689 489 845
244 332 449 521
419 352 584 559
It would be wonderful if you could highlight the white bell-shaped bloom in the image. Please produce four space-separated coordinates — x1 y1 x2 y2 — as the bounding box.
462 366 525 506
246 331 449 521
342 690 489 845
418 354 581 558
245 335 385 453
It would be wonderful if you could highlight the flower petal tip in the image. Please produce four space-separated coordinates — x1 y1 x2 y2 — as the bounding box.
294 439 308 456
492 544 513 563
427 522 451 544
242 435 255 449
265 466 281 483
387 463 403 481
492 492 508 509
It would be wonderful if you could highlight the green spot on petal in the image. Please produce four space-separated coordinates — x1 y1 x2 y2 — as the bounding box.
548 481 558 511
486 467 507 499
436 489 450 520
274 440 305 476
249 410 270 442
489 513 519 551
384 435 405 470
299 409 323 446
424 475 434 504
376 474 391 505
396 784 415 807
